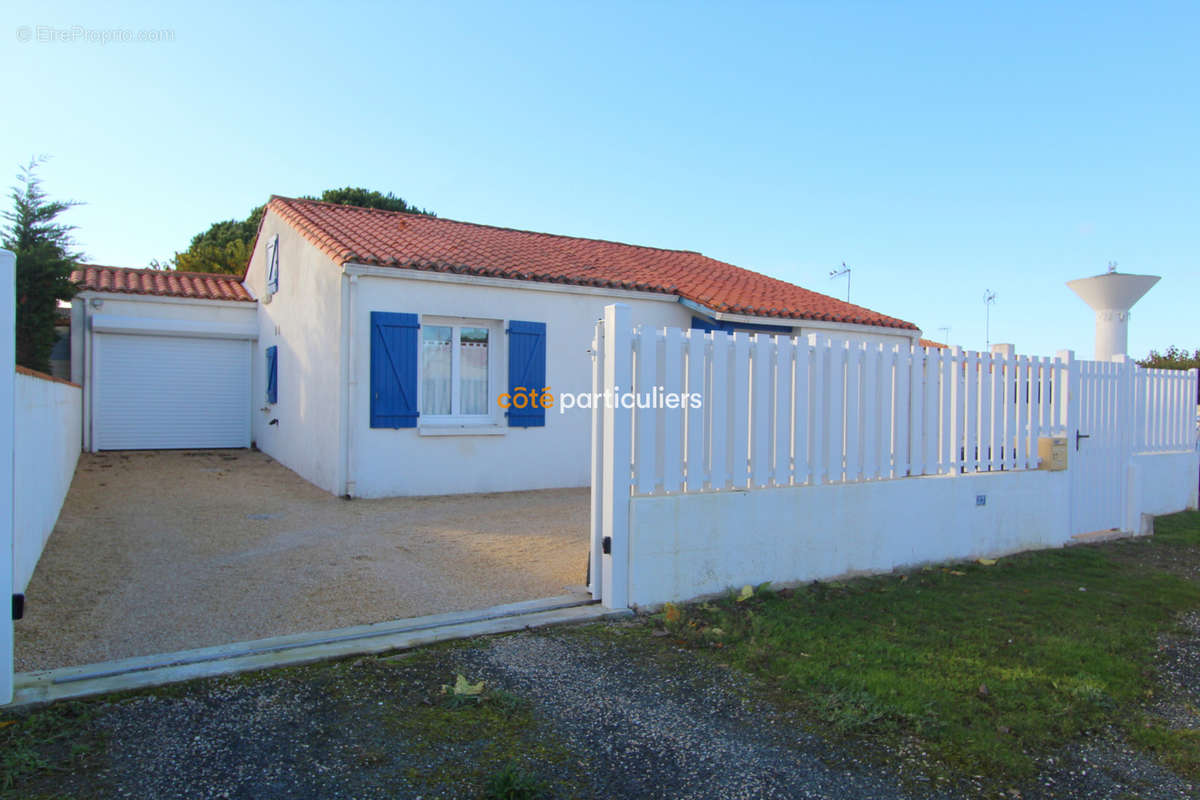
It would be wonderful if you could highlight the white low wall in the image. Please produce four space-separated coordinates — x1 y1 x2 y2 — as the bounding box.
13 368 81 593
626 470 1071 608
1131 450 1199 522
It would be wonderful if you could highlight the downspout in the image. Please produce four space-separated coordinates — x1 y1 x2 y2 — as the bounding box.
341 272 358 497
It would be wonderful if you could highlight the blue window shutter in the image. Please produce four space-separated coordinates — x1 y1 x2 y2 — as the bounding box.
370 311 419 428
506 320 547 427
266 234 279 295
265 345 278 404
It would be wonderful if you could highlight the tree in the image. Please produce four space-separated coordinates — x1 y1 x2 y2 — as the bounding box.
169 188 434 275
1136 346 1200 402
1 159 81 372
173 205 264 274
313 187 434 216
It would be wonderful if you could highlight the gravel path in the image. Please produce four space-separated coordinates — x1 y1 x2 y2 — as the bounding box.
15 450 588 671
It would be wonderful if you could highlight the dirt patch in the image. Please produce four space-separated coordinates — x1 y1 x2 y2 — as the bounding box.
15 450 588 671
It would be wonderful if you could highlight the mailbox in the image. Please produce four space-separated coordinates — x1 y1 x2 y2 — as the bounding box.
1037 436 1068 471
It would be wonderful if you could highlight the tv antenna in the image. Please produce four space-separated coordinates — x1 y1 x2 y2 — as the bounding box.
1106 260 1118 274
983 290 997 350
829 262 851 303
937 326 951 344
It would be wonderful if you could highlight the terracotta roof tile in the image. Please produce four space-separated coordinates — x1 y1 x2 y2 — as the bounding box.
268 196 918 331
919 338 949 349
72 265 254 302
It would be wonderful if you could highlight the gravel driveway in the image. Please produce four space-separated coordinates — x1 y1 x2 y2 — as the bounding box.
15 450 588 671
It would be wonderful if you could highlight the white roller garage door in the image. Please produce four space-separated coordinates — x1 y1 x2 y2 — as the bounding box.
93 333 251 450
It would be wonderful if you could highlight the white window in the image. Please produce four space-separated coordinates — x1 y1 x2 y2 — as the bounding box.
419 317 499 424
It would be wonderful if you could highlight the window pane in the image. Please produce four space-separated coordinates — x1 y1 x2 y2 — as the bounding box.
421 325 452 416
459 327 489 416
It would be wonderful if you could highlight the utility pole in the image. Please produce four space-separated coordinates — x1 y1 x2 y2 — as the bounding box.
983 290 997 350
829 263 851 303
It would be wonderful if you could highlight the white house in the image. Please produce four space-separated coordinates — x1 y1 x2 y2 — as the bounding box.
72 197 922 497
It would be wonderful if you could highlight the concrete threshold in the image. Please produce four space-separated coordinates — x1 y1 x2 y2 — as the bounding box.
8 593 630 708
1068 528 1138 545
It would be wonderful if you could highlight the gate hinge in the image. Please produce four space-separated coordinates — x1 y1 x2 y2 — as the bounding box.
602 536 612 555
12 593 24 621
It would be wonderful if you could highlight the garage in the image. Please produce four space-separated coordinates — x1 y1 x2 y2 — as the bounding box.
71 266 260 452
93 332 251 450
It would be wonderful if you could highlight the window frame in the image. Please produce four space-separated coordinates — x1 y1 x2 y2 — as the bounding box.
418 315 502 427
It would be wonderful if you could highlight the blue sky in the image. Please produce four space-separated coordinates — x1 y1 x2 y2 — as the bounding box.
3 0 1197 358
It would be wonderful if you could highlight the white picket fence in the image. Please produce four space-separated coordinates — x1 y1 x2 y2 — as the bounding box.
589 303 1199 610
1134 367 1196 452
608 326 1071 496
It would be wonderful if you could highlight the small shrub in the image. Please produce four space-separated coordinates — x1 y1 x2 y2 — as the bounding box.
482 760 548 800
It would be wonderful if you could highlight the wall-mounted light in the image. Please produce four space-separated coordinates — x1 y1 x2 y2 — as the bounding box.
89 298 104 309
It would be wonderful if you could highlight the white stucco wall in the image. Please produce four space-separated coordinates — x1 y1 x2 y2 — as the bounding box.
13 370 82 593
72 293 258 451
244 211 345 494
625 470 1071 607
1132 450 1199 520
346 271 692 497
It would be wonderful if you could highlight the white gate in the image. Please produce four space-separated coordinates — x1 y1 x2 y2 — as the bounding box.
1069 358 1132 535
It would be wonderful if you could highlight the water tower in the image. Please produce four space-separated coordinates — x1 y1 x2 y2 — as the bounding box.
1066 267 1160 361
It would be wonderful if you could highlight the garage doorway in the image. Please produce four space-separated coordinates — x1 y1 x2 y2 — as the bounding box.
92 333 251 450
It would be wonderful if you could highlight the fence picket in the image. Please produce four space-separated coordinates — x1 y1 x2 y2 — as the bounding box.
662 327 684 493
750 335 772 487
809 335 827 484
774 337 794 486
685 330 706 493
708 332 729 490
862 344 879 480
845 342 862 483
794 340 810 485
634 328 657 494
829 340 846 482
731 333 751 487
965 351 978 472
1014 355 1028 469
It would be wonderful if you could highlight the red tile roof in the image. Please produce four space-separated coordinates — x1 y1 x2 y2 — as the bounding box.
72 265 254 302
919 338 949 349
266 196 918 331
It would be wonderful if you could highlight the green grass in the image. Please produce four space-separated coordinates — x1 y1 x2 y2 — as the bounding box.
651 510 1200 782
379 670 566 796
0 701 102 797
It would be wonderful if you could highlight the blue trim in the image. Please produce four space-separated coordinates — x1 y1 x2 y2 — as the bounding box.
265 345 278 404
265 234 279 295
370 311 420 428
690 314 792 334
506 320 547 428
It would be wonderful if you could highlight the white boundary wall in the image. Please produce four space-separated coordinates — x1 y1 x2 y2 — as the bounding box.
628 470 1070 606
13 368 81 593
592 303 1200 610
2 249 15 704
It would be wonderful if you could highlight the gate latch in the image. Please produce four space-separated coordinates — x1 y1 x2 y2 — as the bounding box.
602 536 612 555
12 593 24 621
1075 430 1091 451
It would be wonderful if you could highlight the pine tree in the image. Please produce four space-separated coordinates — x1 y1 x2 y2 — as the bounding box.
1 158 82 372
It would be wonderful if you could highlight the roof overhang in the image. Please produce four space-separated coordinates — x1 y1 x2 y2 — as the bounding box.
679 298 921 339
74 290 258 310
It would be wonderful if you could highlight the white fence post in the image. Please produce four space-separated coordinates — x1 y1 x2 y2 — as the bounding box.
1057 350 1077 437
1 249 14 705
601 303 632 610
588 318 605 599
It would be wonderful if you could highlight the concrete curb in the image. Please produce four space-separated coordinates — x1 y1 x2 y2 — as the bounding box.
7 595 630 708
